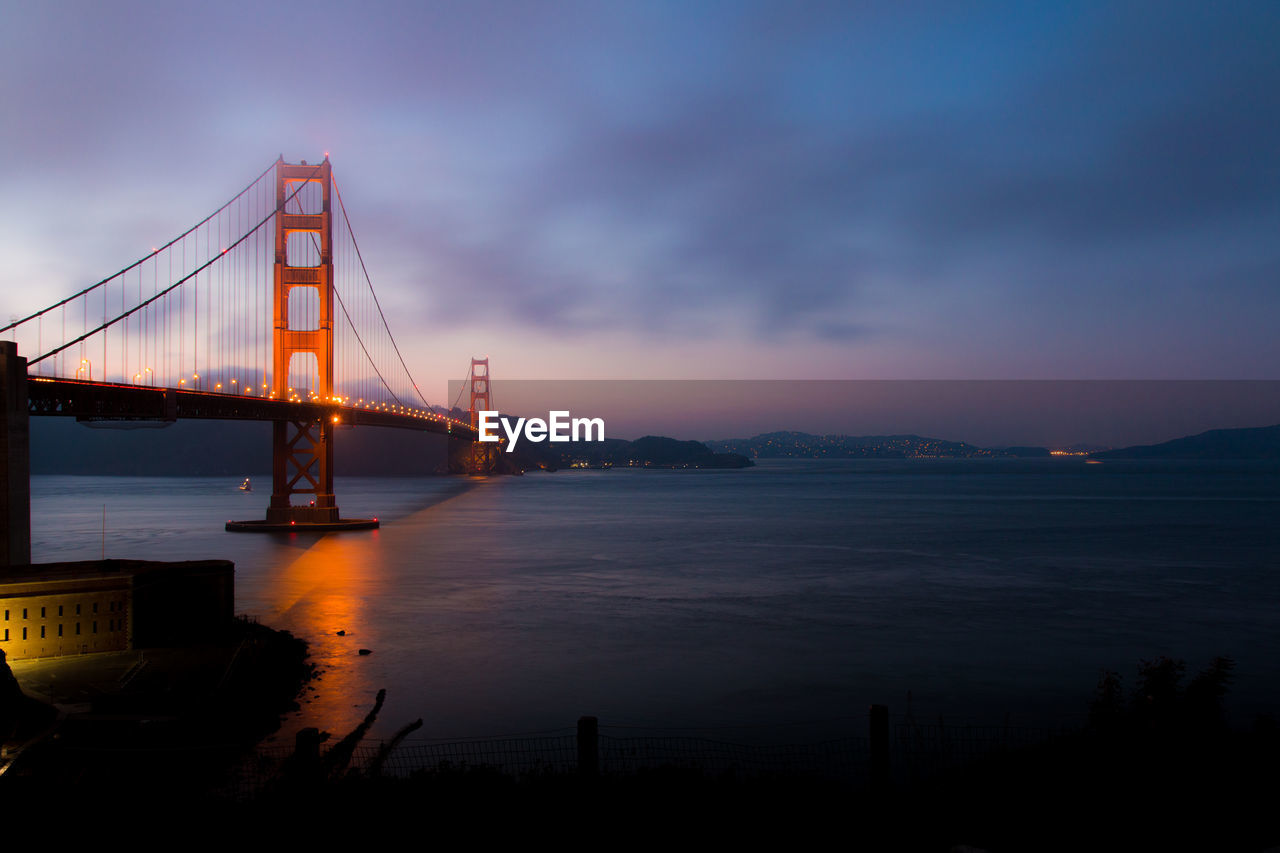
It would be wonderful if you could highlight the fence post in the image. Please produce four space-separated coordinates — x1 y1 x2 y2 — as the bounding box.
577 715 599 778
870 704 890 792
295 726 323 775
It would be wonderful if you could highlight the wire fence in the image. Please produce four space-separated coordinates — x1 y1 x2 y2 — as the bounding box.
374 735 579 779
207 711 1079 801
598 734 871 783
48 712 1078 802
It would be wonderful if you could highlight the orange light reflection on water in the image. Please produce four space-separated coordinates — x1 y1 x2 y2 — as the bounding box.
261 529 388 742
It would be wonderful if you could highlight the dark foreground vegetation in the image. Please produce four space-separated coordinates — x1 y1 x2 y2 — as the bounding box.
4 651 1277 849
230 660 1279 849
898 656 1280 851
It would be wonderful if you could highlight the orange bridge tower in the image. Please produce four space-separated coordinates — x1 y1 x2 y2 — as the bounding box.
452 357 498 474
267 157 340 524
468 357 491 430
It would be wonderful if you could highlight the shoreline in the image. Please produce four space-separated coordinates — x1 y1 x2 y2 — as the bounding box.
3 613 314 792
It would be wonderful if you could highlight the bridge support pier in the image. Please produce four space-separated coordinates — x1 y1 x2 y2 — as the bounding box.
267 418 340 524
0 342 30 568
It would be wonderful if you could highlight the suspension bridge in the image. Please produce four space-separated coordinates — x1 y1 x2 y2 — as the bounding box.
1 156 493 562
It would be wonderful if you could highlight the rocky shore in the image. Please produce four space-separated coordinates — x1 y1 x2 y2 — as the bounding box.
1 617 314 806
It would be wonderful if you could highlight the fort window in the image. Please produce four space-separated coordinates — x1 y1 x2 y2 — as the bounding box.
57 624 63 637
40 626 46 638
92 621 98 633
76 623 81 635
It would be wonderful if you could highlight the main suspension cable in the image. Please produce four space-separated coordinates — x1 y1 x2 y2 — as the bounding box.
332 170 433 409
2 159 277 334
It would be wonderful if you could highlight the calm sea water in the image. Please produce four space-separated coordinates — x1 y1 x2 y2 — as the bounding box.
28 459 1280 743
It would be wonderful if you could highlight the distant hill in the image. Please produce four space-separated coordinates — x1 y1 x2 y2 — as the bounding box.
706 431 1014 459
506 432 751 470
1094 424 1280 459
614 436 752 468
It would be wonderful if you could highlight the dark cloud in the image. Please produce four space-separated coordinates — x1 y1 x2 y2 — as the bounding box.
2 1 1278 377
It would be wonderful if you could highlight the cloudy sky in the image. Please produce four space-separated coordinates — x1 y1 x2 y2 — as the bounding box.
2 1 1277 404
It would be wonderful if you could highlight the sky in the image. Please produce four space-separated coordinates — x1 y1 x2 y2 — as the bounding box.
2 1 1278 437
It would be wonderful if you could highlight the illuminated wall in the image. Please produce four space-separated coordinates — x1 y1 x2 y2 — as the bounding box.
1 579 131 659
0 560 233 661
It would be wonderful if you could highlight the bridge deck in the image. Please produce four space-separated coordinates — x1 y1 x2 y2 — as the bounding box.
27 377 476 439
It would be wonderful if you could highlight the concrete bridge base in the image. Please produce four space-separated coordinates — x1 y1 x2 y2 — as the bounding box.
224 517 379 532
0 342 30 570
266 502 340 524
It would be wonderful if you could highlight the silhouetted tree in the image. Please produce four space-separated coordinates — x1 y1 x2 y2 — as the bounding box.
1133 655 1186 731
1184 656 1234 732
1090 655 1236 741
1088 668 1125 733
